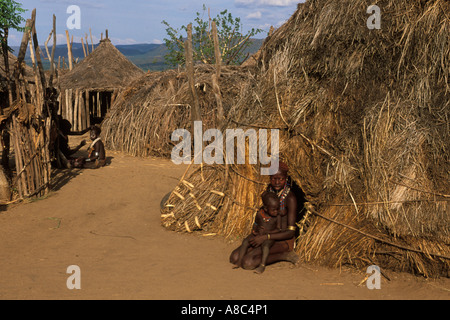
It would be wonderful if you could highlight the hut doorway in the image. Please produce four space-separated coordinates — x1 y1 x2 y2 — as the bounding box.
289 178 307 238
59 89 116 131
88 90 113 125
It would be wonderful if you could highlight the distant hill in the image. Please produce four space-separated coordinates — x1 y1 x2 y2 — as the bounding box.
10 38 263 72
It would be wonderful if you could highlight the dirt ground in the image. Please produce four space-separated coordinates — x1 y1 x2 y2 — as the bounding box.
0 134 449 300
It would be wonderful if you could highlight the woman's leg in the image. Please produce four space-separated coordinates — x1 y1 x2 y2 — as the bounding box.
241 240 297 270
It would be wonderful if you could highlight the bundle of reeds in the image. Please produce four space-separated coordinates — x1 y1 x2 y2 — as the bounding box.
161 161 268 240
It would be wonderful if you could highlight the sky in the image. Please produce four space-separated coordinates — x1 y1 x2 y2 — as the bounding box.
8 0 302 46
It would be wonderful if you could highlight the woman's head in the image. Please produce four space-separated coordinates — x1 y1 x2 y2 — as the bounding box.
60 119 72 135
270 161 289 191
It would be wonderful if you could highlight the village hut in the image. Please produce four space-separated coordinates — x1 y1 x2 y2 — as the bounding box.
102 64 254 158
161 0 450 278
58 37 145 131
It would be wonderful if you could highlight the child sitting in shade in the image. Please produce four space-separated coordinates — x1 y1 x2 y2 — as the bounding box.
84 125 106 169
233 191 281 274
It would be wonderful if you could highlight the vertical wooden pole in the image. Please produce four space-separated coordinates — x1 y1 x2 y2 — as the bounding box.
13 19 33 101
68 89 73 125
64 89 69 119
31 9 47 96
185 23 202 124
211 21 224 126
86 90 91 128
81 38 87 58
77 92 82 130
11 117 24 198
28 37 42 110
65 30 73 71
90 28 94 52
73 89 79 130
49 15 57 87
80 91 86 130
85 33 90 55
97 92 100 118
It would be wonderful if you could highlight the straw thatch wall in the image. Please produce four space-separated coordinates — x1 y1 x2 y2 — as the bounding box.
102 64 254 158
161 0 449 277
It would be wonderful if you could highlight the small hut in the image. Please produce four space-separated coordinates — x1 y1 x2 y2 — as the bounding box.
58 37 144 131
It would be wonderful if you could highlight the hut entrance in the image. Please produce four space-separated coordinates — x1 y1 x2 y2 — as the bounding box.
289 178 307 238
59 89 115 131
88 90 113 125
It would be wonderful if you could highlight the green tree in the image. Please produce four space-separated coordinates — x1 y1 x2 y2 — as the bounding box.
0 0 27 108
162 5 263 67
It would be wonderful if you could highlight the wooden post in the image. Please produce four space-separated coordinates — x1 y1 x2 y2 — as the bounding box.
85 90 91 128
80 91 86 130
211 21 224 126
85 34 90 55
13 19 33 101
64 89 69 119
97 92 100 117
74 89 79 130
28 36 42 110
65 30 73 71
68 89 73 125
90 28 94 52
49 15 57 87
81 38 87 58
31 9 47 94
185 23 202 124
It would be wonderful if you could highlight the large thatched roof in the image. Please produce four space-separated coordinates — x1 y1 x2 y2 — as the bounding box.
59 39 144 91
160 0 449 278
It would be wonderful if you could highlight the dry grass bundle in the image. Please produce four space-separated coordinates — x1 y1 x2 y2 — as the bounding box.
102 64 253 158
161 161 268 240
160 0 449 277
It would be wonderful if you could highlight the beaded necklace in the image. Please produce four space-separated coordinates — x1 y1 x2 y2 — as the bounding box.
268 177 291 211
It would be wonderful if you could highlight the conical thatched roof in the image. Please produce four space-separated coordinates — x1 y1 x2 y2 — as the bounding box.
59 38 144 91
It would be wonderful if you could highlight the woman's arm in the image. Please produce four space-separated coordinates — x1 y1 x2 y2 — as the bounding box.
69 127 90 136
249 193 297 246
67 140 86 156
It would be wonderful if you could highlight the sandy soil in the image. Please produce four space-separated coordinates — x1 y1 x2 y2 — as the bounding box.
0 135 449 300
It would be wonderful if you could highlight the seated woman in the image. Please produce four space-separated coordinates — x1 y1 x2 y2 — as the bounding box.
229 161 299 270
54 119 87 168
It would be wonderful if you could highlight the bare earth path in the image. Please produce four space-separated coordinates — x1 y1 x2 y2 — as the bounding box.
0 144 449 300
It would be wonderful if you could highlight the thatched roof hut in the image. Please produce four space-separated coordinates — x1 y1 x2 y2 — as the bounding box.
58 38 145 131
161 0 450 278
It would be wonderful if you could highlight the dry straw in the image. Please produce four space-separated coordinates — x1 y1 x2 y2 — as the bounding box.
110 0 450 277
